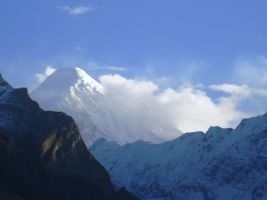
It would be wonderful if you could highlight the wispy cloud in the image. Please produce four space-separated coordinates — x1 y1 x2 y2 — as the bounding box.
209 84 251 98
234 55 267 87
209 83 267 116
91 66 127 72
35 66 56 83
74 46 87 51
60 6 95 16
85 61 127 72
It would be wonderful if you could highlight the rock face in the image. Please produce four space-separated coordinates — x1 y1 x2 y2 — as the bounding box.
0 74 137 200
91 115 267 200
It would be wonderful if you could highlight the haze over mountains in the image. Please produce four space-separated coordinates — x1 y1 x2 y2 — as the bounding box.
31 67 181 146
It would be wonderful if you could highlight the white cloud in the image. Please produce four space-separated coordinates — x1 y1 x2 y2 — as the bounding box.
35 66 56 83
210 83 267 98
234 56 267 86
98 75 267 133
209 83 267 117
209 84 251 98
93 66 127 72
85 61 127 72
60 6 94 16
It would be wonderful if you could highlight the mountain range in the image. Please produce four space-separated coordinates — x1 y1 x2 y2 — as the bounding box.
12 67 267 200
31 67 181 146
91 115 267 200
0 74 137 200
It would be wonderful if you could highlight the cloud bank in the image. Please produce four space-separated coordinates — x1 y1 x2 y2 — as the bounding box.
99 74 267 133
33 64 267 135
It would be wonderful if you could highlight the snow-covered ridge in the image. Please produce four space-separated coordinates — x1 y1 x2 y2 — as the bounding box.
31 67 181 146
91 113 267 200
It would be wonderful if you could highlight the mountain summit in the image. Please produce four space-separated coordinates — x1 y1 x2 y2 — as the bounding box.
31 67 181 146
31 67 103 107
37 67 103 93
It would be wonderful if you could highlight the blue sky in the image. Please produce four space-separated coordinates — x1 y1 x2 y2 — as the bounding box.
1 0 267 128
1 0 267 86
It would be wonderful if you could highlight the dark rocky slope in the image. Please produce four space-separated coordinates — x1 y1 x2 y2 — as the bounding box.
0 74 137 200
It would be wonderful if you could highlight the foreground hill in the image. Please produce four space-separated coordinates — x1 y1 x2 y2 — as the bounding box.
91 114 267 200
0 74 137 200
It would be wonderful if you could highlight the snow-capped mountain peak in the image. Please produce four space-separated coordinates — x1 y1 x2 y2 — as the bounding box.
31 67 181 147
71 67 103 93
33 67 103 95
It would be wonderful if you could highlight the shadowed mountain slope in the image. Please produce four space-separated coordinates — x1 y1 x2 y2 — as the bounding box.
0 74 137 200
